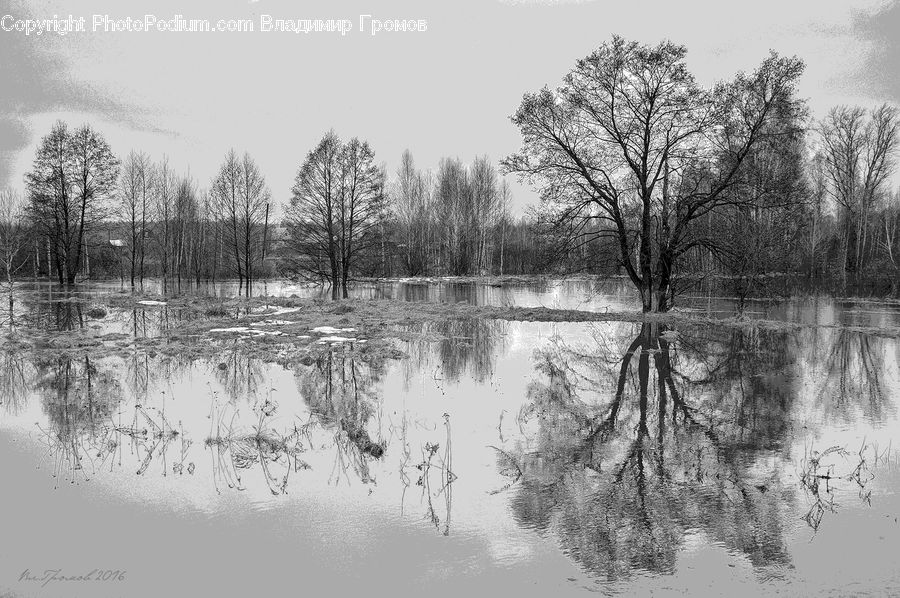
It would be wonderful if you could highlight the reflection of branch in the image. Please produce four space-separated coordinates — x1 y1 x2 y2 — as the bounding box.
798 439 886 532
397 414 411 515
582 334 642 452
487 445 522 494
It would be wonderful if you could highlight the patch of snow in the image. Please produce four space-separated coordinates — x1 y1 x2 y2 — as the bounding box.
311 326 356 334
209 326 283 337
137 300 168 306
249 319 293 327
251 306 302 316
316 335 356 343
249 329 283 337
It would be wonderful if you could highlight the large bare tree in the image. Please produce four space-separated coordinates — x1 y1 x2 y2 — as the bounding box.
503 36 805 311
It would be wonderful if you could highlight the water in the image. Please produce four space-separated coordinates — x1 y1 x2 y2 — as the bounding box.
11 276 900 327
1 280 899 597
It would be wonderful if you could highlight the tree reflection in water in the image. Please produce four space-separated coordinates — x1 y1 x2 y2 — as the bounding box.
29 297 86 332
503 323 802 580
32 354 123 485
4 315 893 550
18 344 395 498
215 345 265 402
816 329 889 422
202 344 392 494
0 347 31 416
401 318 508 387
295 344 388 477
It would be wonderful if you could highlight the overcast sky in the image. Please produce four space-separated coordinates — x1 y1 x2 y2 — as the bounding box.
1 0 898 214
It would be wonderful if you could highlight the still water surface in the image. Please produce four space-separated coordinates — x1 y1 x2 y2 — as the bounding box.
1 280 899 597
16 275 900 325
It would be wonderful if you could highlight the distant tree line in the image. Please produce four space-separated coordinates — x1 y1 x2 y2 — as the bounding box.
0 124 553 290
3 122 274 294
0 36 898 306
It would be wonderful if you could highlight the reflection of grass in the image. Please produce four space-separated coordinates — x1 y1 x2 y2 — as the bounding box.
798 438 894 531
205 395 307 495
412 414 456 536
487 444 522 495
35 400 182 486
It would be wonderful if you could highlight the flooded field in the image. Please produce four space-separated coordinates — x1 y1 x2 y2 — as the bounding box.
15 276 900 327
1 279 899 597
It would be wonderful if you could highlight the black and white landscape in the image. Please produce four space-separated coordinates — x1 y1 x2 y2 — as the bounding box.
1 1 900 596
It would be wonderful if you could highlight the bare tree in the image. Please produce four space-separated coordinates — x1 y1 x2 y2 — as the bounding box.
820 104 899 277
470 155 499 274
285 132 386 299
388 153 510 277
191 189 212 284
882 189 900 293
497 179 512 276
137 153 154 284
209 150 269 295
820 107 865 279
118 151 155 286
211 150 244 287
504 37 805 311
239 153 270 296
858 105 900 271
285 132 343 296
337 138 386 297
172 173 200 288
392 150 432 276
435 157 472 275
804 150 830 277
25 121 119 284
155 157 176 290
0 188 28 286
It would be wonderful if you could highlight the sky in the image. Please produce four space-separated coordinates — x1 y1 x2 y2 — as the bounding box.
1 0 898 215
